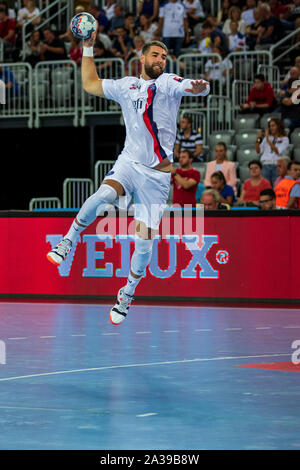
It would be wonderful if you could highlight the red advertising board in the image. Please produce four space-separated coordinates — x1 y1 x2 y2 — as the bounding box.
0 213 299 301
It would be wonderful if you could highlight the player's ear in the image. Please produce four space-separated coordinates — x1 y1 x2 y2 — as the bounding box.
140 53 145 65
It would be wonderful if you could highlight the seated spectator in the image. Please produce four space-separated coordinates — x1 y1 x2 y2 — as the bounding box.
227 20 246 52
204 142 237 194
256 117 289 186
69 36 82 66
0 3 16 59
240 74 277 115
241 0 257 26
274 160 300 209
222 5 247 35
174 115 204 162
111 26 134 63
138 13 159 43
256 2 285 46
286 0 300 24
217 0 231 27
133 35 145 59
245 6 264 50
0 64 19 98
40 27 67 61
280 57 300 89
24 29 41 67
201 189 230 210
200 19 229 55
259 188 277 210
158 0 190 58
269 0 287 20
109 4 125 37
124 12 137 40
103 0 117 22
89 4 110 35
183 0 205 30
137 0 159 23
0 1 15 20
171 150 201 207
210 170 236 206
279 66 300 97
59 5 85 42
280 79 300 132
274 156 291 188
17 0 41 29
204 45 233 94
237 160 271 206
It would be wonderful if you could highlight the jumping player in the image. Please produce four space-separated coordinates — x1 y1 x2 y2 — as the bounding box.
47 33 210 325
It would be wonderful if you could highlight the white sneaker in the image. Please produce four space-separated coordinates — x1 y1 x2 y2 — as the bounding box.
47 238 72 266
109 288 133 325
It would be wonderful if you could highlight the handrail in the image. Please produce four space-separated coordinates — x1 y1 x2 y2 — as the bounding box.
21 0 74 60
270 27 300 62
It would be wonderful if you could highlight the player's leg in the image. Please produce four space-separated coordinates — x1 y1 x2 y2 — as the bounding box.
47 180 124 266
109 221 156 325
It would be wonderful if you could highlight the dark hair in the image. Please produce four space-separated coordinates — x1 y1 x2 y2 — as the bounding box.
181 115 192 125
215 141 227 150
94 41 105 49
248 159 262 169
0 1 8 14
142 40 168 56
288 160 300 170
211 171 227 185
260 188 276 199
125 12 134 18
202 20 213 29
254 73 265 82
180 149 193 159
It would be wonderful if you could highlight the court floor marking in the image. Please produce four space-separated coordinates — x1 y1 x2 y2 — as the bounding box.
0 353 291 383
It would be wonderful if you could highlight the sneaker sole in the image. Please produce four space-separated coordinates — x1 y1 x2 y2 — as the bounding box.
46 253 61 266
109 309 123 325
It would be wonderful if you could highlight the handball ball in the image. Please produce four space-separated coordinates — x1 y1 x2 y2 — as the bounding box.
70 12 97 40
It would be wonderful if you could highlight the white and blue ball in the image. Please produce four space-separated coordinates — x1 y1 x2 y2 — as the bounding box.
70 12 97 40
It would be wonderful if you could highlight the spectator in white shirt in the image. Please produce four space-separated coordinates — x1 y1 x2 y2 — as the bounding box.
183 0 205 30
204 45 233 93
138 13 159 43
241 0 257 26
17 0 40 28
228 20 246 52
256 117 290 186
157 0 189 57
222 5 247 35
103 0 117 21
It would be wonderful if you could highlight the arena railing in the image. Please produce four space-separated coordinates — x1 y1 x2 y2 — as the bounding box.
270 27 300 66
225 51 272 98
176 53 223 107
80 58 124 126
207 95 232 137
63 178 94 209
34 60 78 127
0 62 33 127
231 80 252 118
257 64 281 95
21 0 74 60
94 160 116 191
0 40 3 62
29 197 61 211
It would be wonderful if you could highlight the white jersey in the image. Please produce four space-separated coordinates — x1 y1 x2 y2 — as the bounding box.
102 73 210 168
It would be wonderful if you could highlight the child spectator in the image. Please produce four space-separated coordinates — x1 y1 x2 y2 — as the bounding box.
227 20 246 51
210 170 236 206
237 160 271 206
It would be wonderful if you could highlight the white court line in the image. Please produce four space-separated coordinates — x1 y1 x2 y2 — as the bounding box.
163 330 179 333
0 353 290 382
40 336 56 339
7 337 27 340
225 328 242 331
136 413 158 418
195 329 212 332
70 334 86 337
256 327 271 330
136 331 151 334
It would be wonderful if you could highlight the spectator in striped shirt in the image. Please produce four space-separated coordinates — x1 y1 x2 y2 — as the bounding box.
174 115 205 162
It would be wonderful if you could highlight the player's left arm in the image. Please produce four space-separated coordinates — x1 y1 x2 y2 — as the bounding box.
184 79 210 96
167 75 210 98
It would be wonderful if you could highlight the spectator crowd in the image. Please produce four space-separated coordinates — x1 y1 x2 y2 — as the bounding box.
1 0 300 210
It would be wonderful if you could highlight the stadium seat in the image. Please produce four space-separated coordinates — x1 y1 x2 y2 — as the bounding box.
238 165 250 183
293 147 300 160
237 147 260 165
290 128 300 146
192 162 206 177
285 144 294 157
233 114 260 131
208 130 235 148
51 68 73 83
235 130 260 147
36 68 50 83
259 113 281 129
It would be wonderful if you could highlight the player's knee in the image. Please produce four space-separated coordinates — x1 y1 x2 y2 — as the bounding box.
134 234 154 254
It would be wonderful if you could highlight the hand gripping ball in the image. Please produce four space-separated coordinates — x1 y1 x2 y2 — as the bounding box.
70 12 97 40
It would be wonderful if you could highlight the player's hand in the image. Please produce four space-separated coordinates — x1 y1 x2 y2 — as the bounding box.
185 79 209 94
83 30 97 48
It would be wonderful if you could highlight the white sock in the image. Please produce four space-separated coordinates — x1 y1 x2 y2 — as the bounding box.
123 271 142 296
64 220 86 245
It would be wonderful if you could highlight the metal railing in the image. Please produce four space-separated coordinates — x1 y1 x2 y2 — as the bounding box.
207 95 232 137
270 27 300 65
257 64 281 95
21 0 74 60
0 62 33 127
226 51 272 97
34 60 78 127
0 40 3 62
63 178 94 209
80 58 124 126
29 197 61 210
231 80 252 117
94 160 116 190
176 53 223 107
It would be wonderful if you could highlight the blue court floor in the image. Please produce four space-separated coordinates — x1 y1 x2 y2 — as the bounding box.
0 301 300 450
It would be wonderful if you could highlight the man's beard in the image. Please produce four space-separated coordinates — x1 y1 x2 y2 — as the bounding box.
144 62 164 79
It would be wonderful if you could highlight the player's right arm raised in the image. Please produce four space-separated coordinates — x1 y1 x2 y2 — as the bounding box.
81 31 105 97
